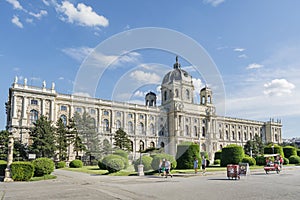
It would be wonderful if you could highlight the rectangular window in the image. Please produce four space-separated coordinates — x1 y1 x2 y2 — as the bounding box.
76 107 82 113
90 109 96 115
60 105 67 111
31 99 38 105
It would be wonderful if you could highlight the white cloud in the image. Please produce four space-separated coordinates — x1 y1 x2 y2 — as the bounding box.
264 79 295 97
203 0 225 7
130 70 161 84
73 92 91 97
25 18 33 23
234 48 245 52
246 63 264 69
11 15 23 28
56 1 109 27
29 10 48 19
133 90 147 98
42 0 50 6
238 54 247 58
58 77 64 80
61 47 93 62
6 0 23 10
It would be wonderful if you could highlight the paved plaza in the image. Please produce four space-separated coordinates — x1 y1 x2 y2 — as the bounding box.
1 167 299 200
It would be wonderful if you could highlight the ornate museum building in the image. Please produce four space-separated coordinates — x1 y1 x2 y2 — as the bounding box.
5 58 282 161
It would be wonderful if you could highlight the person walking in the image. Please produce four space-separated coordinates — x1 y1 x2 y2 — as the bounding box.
194 157 199 174
165 159 173 178
201 156 206 175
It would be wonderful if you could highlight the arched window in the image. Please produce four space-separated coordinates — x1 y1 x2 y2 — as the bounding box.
103 119 109 132
208 95 211 103
116 120 121 130
128 121 133 134
150 141 155 148
160 142 165 148
250 133 253 140
139 141 145 151
91 118 96 129
186 89 190 100
244 132 247 140
150 123 155 135
219 130 222 139
60 114 67 126
201 143 206 151
238 132 241 140
232 131 235 140
202 127 206 137
185 125 189 136
159 125 164 136
226 130 229 140
164 91 167 101
175 89 179 97
201 96 205 104
30 109 38 124
130 141 133 152
193 126 197 137
139 122 144 135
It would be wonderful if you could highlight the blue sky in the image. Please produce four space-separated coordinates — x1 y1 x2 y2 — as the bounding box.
1 0 300 138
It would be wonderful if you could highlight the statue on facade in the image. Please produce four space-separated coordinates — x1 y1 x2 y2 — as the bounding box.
51 82 55 90
14 76 18 84
42 80 46 88
24 78 27 86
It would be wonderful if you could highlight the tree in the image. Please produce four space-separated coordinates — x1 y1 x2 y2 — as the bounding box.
244 135 264 157
55 118 69 161
73 112 100 161
100 138 113 157
67 118 86 159
29 116 56 158
0 130 9 160
113 128 132 152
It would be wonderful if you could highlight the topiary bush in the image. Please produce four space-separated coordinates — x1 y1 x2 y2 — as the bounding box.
11 161 34 181
283 157 289 165
0 160 7 176
221 144 244 167
255 155 266 166
264 144 284 157
241 156 256 166
113 149 128 160
176 143 200 169
56 161 66 169
33 158 55 177
283 146 297 158
69 159 83 168
214 159 220 165
214 151 222 160
296 149 300 157
133 155 153 172
106 158 124 173
99 154 128 170
151 153 177 171
288 155 300 164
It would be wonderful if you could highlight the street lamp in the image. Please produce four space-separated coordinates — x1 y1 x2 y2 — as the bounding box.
137 140 144 176
271 145 274 154
250 146 253 157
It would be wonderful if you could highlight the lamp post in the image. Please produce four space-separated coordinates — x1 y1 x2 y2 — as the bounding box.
137 140 144 176
250 146 253 157
271 145 274 154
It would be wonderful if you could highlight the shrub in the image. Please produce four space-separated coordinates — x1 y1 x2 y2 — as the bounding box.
176 143 200 169
221 144 244 167
283 157 289 165
283 146 297 158
134 155 153 172
0 160 7 176
33 158 55 177
214 159 220 165
106 158 124 173
11 161 34 181
113 149 128 160
56 161 66 169
297 149 300 157
264 144 284 157
201 151 210 167
241 156 256 166
288 155 300 164
214 151 222 160
151 153 177 171
255 155 266 166
69 159 83 168
99 154 128 170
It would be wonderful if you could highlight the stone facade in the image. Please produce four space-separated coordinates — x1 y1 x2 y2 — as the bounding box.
5 58 282 161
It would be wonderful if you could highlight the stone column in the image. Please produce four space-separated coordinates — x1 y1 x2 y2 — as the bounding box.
4 136 14 182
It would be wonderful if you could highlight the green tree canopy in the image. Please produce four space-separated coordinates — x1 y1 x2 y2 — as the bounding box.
0 130 9 160
244 135 264 157
113 128 132 152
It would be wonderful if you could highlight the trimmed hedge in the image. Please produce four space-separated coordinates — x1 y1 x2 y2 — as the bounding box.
214 151 222 160
176 144 200 169
69 159 83 168
283 157 289 165
0 160 7 176
113 149 128 160
151 153 177 171
288 155 300 164
221 144 244 167
56 161 66 169
241 156 256 166
255 155 266 166
106 158 124 173
297 149 300 157
214 159 220 165
98 154 128 170
264 144 284 157
134 155 153 172
33 158 55 177
11 161 34 181
283 146 297 158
